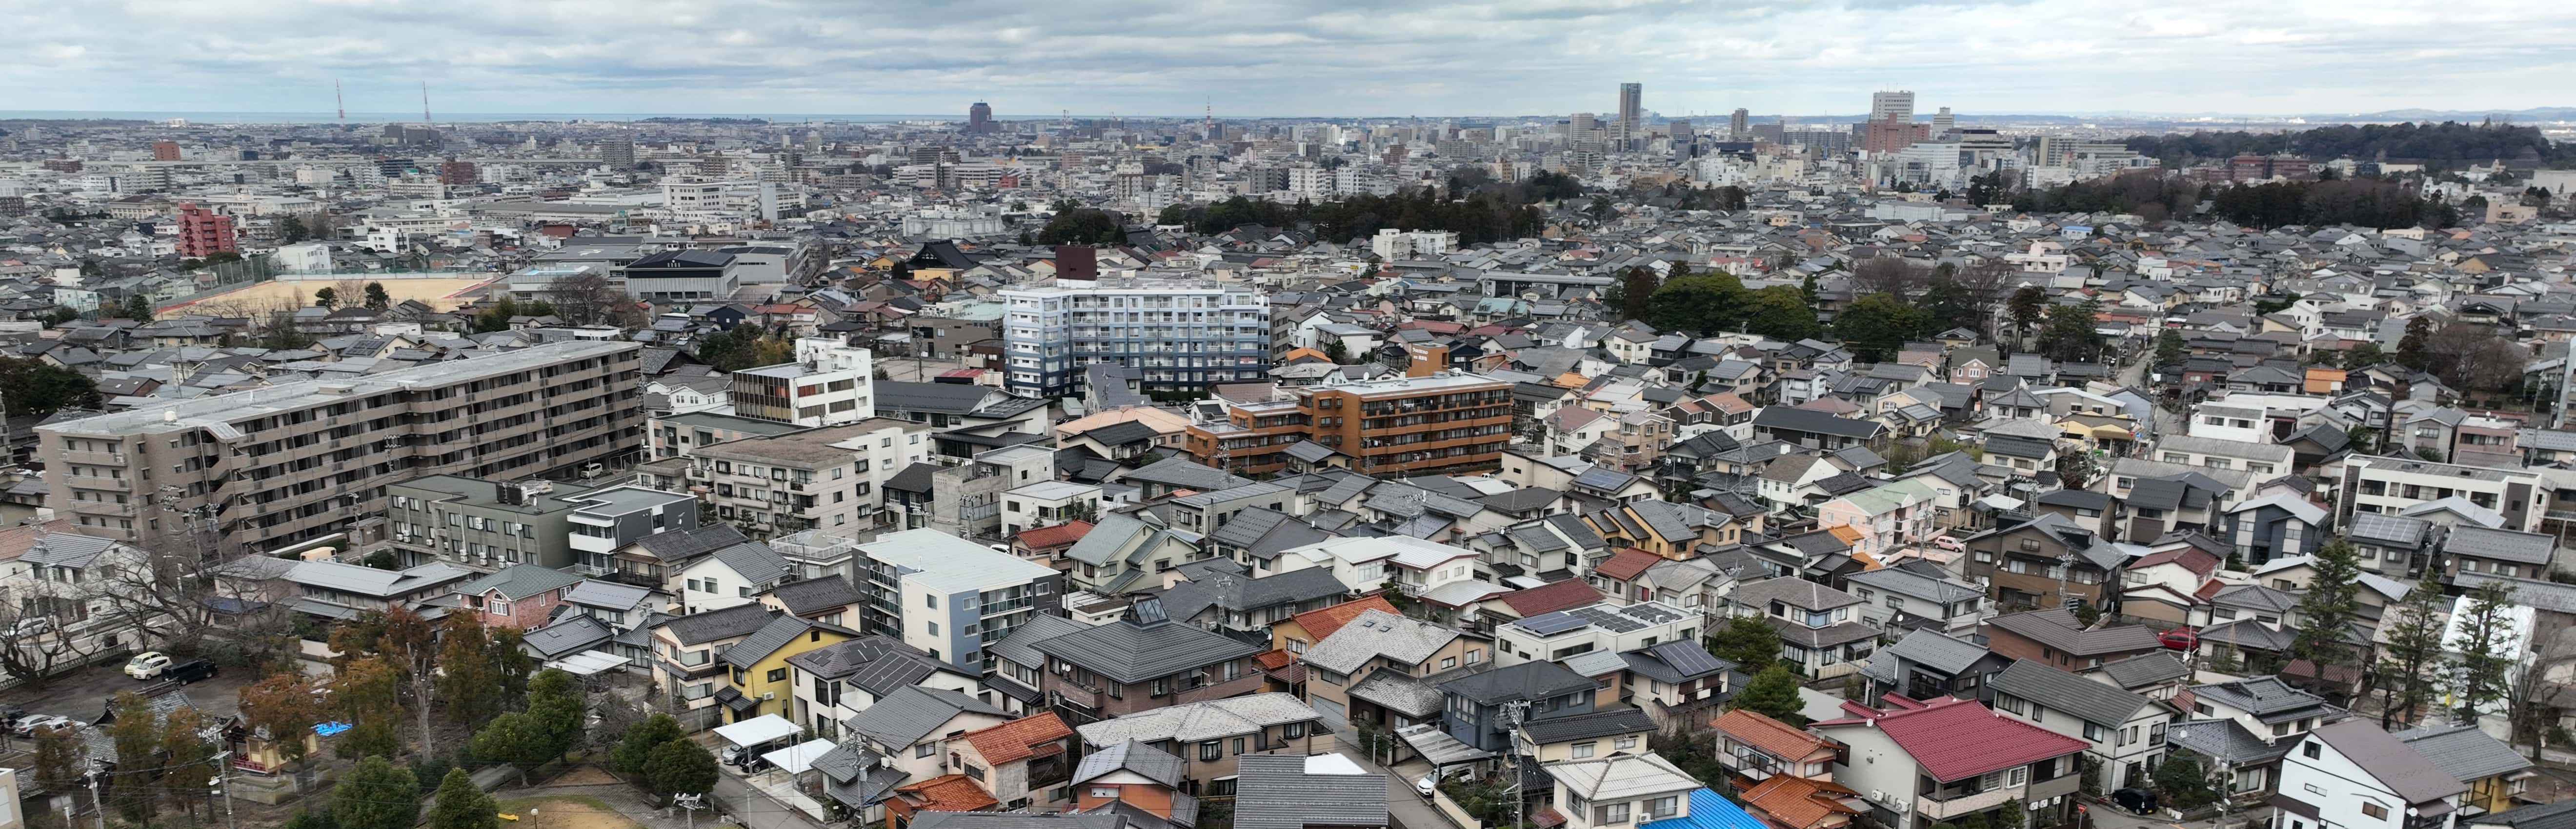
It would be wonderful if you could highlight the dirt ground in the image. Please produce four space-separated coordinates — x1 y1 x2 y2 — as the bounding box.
496 795 646 829
160 276 501 314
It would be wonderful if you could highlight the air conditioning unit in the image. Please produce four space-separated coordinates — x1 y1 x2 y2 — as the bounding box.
760 691 775 701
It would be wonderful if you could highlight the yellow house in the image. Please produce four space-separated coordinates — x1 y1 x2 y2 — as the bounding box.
1580 501 1737 560
719 613 859 723
2396 723 2533 815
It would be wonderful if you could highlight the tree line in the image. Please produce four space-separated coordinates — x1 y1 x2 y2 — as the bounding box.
1154 177 1566 246
2207 178 2457 229
2123 121 2576 169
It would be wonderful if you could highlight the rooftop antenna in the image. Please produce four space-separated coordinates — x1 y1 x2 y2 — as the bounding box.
420 81 432 125
334 79 345 122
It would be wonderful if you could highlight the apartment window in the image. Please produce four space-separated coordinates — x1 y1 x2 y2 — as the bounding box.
1284 722 1306 739
916 743 936 758
1594 803 1630 825
1232 737 1246 754
2362 804 2388 820
927 621 939 636
2302 742 2321 760
1647 796 1679 820
2083 722 2106 742
927 594 939 609
1572 742 1596 758
1465 649 1483 665
1199 741 1221 762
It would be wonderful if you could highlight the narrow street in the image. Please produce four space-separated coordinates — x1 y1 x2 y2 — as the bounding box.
1333 746 1459 829
714 771 824 829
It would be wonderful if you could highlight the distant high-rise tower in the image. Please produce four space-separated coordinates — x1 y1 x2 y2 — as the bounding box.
1731 108 1751 140
1617 83 1643 149
151 140 181 161
1871 91 1916 124
1932 106 1955 136
968 101 994 134
438 158 478 186
601 134 636 168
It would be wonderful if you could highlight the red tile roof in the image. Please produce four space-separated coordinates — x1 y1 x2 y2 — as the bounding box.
896 774 999 812
1015 521 1093 550
961 712 1073 766
1742 775 1862 829
1816 696 2087 782
1495 579 1604 617
2128 547 2220 575
1594 547 1661 581
1289 595 1403 642
1711 709 1838 763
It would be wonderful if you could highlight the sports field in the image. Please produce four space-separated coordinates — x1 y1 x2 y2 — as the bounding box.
159 276 499 314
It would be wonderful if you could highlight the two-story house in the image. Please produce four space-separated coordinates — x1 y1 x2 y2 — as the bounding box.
1989 659 2175 791
1980 608 2165 671
2394 723 2534 818
1859 629 2011 702
1030 597 1267 722
1729 578 1876 678
650 603 785 727
715 611 858 723
786 635 986 739
1073 694 1332 796
1518 708 1658 763
2274 720 2467 829
1298 608 1488 732
451 564 583 630
1814 695 2089 829
1961 513 2124 613
1711 709 1843 791
845 685 1012 791
1439 660 1599 753
1541 752 1707 829
1845 565 1987 635
949 712 1078 812
1071 740 1199 827
2165 677 2351 802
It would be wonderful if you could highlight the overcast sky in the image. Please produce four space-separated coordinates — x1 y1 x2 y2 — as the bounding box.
9 0 2574 118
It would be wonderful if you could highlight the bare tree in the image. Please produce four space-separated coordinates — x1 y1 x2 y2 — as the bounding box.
1850 256 1930 301
551 271 633 327
2423 322 2529 394
0 572 111 690
2506 627 2576 761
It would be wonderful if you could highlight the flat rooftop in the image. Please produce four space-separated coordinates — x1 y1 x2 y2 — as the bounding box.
651 410 811 436
44 341 640 439
694 417 926 464
1295 372 1510 399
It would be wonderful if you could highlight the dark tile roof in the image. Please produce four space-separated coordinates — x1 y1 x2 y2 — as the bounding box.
1438 660 1595 705
1991 659 2157 727
765 575 865 616
1518 707 1658 746
1235 753 1388 829
1029 618 1263 685
655 602 777 646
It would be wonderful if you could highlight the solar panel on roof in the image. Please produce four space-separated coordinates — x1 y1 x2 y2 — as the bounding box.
1514 611 1592 636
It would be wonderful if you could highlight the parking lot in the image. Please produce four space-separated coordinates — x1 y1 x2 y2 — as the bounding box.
0 658 259 728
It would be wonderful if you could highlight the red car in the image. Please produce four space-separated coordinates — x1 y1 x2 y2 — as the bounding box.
2159 629 2198 651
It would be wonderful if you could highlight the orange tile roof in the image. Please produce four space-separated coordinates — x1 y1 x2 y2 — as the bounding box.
897 773 999 812
1289 595 1402 642
961 712 1073 766
1593 547 1661 581
1742 774 1861 829
1824 525 1866 545
1254 649 1299 670
1711 709 1837 763
1015 521 1094 550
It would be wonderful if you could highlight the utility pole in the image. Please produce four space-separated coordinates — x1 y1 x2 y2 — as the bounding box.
1506 699 1531 829
675 793 703 829
85 767 101 829
211 750 238 829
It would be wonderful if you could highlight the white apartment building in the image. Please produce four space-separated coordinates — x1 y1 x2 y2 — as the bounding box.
729 337 876 427
999 276 1270 398
1370 228 1460 261
686 418 934 542
2338 455 2549 533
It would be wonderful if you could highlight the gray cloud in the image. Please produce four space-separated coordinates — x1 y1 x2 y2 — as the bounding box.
3 0 2571 117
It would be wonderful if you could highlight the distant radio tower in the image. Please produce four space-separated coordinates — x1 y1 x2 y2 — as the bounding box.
420 81 432 124
1204 99 1213 138
334 79 345 121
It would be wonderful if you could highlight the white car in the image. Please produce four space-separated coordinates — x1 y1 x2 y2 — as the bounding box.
124 652 173 680
11 714 78 737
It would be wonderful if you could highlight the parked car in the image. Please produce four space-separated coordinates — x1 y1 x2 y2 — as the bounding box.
165 659 217 684
11 714 79 737
124 651 173 679
8 617 53 638
2111 788 2160 815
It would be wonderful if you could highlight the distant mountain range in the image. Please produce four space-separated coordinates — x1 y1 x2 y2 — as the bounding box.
2313 106 2576 121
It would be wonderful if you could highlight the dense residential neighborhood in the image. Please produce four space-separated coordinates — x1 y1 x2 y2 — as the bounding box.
0 91 2570 829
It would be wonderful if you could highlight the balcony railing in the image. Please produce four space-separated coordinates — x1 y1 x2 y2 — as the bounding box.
1916 785 2024 820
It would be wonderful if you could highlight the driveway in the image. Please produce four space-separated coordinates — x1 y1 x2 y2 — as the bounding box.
713 771 824 829
1335 750 1460 829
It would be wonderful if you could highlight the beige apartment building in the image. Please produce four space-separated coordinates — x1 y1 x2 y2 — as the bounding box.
40 341 644 556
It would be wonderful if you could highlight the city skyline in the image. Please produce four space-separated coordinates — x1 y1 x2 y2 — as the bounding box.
10 0 2576 119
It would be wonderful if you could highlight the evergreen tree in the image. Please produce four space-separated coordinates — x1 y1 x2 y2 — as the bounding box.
437 613 501 727
333 756 421 829
643 739 719 805
612 714 687 774
1707 615 1782 672
2007 286 2048 340
314 287 339 309
2396 316 2432 371
2448 582 2518 722
103 691 161 823
1833 292 1932 362
364 282 392 311
2153 329 2184 367
2378 572 2451 728
426 768 499 829
2152 751 2217 809
1730 664 1807 724
2293 539 2363 666
121 294 153 322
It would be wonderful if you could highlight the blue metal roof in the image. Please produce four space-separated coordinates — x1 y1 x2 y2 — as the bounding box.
1641 789 1768 829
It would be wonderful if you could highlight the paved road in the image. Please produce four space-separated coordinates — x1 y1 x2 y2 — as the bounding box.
2084 798 2270 829
714 771 823 829
1335 749 1458 829
0 661 256 725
